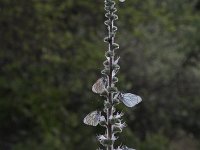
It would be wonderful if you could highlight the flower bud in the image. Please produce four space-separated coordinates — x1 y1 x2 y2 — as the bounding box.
100 90 108 97
112 64 120 70
115 112 124 118
113 122 126 133
112 107 116 113
109 116 121 125
103 60 109 67
113 98 120 105
99 116 107 127
107 87 118 93
113 126 122 133
105 51 114 57
112 77 118 83
97 135 114 146
101 68 110 75
101 139 114 146
104 101 112 109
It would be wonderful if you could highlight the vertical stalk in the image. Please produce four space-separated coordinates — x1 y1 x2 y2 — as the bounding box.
107 50 113 150
84 1 141 149
106 1 115 150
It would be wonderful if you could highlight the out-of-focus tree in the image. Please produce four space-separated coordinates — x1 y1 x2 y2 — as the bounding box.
0 0 199 150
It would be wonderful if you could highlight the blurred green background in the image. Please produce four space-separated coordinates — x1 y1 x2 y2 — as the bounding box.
0 0 200 150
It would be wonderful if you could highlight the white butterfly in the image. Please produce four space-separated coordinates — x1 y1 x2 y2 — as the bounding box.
83 111 101 126
119 93 142 107
92 77 107 94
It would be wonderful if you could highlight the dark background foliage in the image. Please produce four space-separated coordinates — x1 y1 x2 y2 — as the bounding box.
0 0 200 150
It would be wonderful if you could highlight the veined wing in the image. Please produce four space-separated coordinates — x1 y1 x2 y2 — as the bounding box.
83 111 101 126
120 93 142 107
92 78 107 94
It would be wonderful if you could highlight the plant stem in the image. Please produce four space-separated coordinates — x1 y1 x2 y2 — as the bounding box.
107 61 113 150
107 2 114 150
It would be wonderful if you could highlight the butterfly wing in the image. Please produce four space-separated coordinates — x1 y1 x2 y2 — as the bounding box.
83 111 100 126
92 78 106 94
121 93 142 107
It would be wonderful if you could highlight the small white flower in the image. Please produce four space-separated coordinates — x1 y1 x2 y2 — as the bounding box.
112 135 118 141
115 122 126 129
114 92 120 99
122 145 136 150
115 147 122 150
109 115 114 120
112 107 116 112
115 112 124 119
97 135 107 141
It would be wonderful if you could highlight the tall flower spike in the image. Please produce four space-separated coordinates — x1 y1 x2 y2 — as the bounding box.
83 0 142 150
